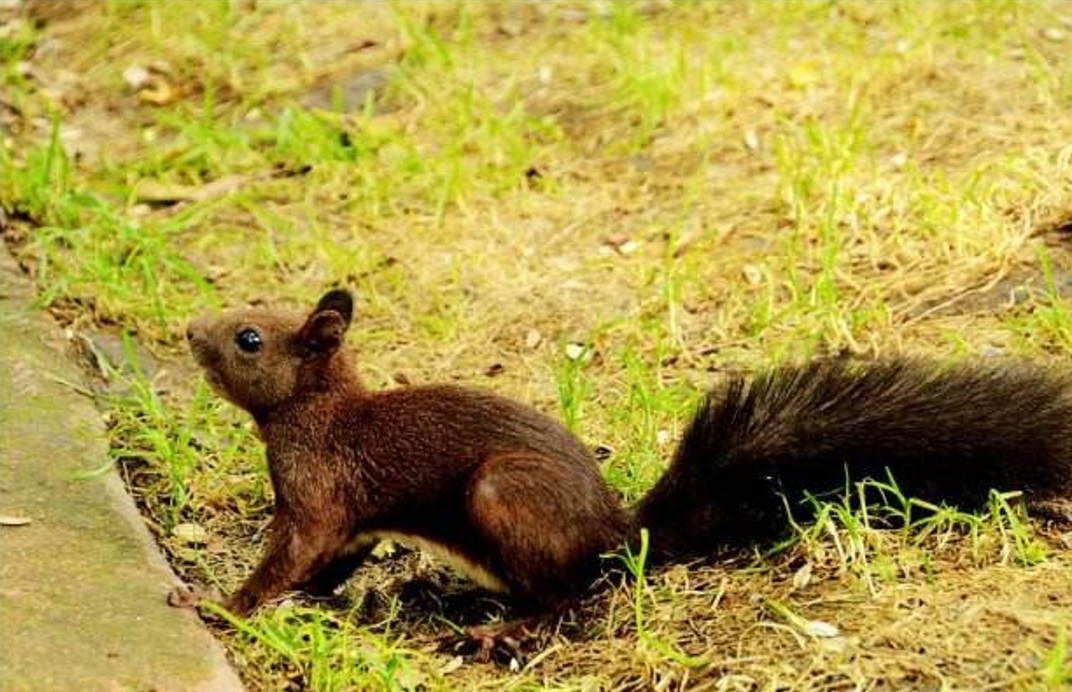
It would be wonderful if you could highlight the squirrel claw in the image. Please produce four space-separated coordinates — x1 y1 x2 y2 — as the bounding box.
167 584 222 610
455 621 530 665
167 585 200 608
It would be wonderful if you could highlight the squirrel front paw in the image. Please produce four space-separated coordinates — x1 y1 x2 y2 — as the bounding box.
167 584 222 609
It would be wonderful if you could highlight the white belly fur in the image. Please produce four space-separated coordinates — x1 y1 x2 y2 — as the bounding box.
353 531 509 594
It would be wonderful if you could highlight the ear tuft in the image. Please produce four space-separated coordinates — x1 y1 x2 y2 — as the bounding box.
314 289 353 327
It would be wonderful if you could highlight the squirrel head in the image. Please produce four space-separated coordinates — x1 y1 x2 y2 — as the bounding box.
186 289 356 417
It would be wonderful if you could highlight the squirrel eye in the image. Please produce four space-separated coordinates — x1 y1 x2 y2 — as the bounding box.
235 328 263 353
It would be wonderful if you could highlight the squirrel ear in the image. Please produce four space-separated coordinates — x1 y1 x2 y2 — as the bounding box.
298 310 347 357
299 290 353 357
313 289 353 327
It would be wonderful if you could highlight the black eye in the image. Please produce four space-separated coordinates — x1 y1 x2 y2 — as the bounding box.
235 329 263 353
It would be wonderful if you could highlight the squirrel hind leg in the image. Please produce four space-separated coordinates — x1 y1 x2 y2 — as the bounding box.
466 451 625 606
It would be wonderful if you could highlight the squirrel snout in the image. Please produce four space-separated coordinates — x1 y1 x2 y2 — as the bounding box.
186 317 208 343
185 318 212 363
185 318 214 368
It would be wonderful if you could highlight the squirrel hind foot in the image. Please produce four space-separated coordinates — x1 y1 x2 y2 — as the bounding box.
446 616 544 665
1029 497 1072 525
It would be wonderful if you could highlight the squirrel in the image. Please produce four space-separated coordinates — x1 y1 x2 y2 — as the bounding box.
171 288 1072 656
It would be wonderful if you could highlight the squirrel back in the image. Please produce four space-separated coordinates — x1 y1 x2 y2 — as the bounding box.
637 358 1072 557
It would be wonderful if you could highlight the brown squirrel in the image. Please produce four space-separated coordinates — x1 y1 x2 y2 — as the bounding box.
172 288 1072 653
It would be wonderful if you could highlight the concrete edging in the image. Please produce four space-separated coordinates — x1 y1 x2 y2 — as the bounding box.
0 249 245 692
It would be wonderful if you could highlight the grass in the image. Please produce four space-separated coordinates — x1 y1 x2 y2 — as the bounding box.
774 476 1052 594
206 602 439 692
4 1 1072 690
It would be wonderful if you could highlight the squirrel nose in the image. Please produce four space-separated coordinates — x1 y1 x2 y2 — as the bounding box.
186 318 204 343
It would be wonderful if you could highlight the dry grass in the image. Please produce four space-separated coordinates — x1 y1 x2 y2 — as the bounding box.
4 1 1072 690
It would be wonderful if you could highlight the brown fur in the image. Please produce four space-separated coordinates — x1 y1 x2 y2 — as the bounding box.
182 289 1072 619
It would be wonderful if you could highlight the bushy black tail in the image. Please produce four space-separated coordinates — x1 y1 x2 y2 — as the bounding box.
633 358 1072 558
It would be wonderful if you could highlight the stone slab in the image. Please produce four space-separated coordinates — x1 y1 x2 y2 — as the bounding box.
0 249 244 692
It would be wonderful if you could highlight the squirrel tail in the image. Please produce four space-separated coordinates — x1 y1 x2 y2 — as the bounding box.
632 358 1072 558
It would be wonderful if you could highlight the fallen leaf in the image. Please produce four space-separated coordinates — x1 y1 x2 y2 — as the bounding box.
148 59 174 76
792 562 813 590
742 264 763 286
1042 27 1065 42
803 620 840 638
524 329 542 349
440 656 464 675
123 64 150 89
138 82 181 106
744 128 760 152
0 515 31 526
